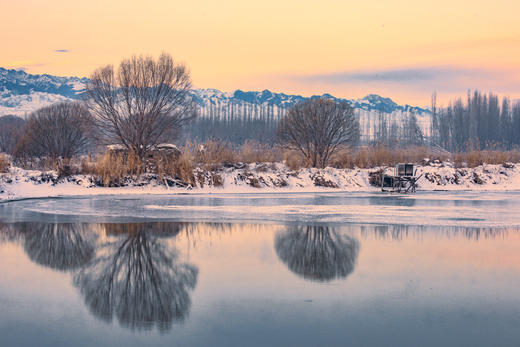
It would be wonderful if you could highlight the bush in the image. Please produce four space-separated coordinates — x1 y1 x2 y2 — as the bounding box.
14 102 91 160
0 154 9 173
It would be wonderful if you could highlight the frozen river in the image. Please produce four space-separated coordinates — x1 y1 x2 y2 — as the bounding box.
0 192 519 346
2 191 520 227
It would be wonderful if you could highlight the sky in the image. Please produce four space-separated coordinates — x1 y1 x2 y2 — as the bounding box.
1 0 520 105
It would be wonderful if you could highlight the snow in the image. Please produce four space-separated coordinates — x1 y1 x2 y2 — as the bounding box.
155 143 180 150
0 91 70 116
106 144 126 150
2 162 520 203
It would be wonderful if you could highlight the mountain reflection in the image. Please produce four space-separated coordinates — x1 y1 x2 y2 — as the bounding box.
275 225 359 282
74 223 198 332
21 223 97 271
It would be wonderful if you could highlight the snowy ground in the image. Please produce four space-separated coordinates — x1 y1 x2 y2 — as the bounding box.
1 162 520 202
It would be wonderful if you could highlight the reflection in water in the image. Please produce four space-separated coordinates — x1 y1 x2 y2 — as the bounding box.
0 222 97 271
1 220 517 337
74 223 198 332
0 223 23 244
275 225 359 282
23 223 97 271
360 224 511 241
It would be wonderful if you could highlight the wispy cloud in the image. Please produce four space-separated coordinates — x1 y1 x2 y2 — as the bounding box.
290 66 520 95
298 67 512 84
55 49 70 53
271 66 520 104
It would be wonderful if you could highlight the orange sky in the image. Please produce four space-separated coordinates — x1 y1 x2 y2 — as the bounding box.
2 0 520 105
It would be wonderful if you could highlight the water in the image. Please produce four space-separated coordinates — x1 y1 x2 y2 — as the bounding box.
0 192 519 346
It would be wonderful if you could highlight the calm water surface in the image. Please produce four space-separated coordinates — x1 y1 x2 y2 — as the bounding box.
0 192 519 346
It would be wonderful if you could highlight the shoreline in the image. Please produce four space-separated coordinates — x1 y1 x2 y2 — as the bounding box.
2 162 520 202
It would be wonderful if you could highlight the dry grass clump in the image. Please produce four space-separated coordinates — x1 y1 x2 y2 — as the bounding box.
330 145 450 169
0 154 9 173
193 140 236 166
238 140 283 163
77 148 196 187
282 150 306 170
187 140 283 166
330 146 519 169
90 151 145 186
156 147 195 185
452 149 520 168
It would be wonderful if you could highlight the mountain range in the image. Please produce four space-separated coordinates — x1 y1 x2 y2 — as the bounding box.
0 67 429 117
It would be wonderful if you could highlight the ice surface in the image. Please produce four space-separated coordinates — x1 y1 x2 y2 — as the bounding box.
1 191 520 228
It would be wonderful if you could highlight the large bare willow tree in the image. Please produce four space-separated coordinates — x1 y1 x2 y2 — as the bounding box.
277 98 359 168
86 53 197 158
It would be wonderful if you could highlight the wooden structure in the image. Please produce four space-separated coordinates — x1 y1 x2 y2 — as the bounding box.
381 163 421 193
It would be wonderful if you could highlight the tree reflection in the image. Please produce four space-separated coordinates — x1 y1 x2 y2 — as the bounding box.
0 223 23 244
22 223 96 271
74 222 198 332
275 225 359 282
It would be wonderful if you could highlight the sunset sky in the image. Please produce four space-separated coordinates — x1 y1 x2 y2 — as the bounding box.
1 0 520 105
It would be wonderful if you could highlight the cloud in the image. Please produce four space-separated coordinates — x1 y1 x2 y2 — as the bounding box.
291 66 520 95
300 67 511 84
267 66 520 104
55 49 70 53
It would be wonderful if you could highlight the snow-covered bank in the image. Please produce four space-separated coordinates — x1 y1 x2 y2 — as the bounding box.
1 162 520 202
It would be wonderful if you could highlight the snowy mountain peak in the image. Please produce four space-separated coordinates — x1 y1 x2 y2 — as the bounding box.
0 67 87 100
0 67 429 116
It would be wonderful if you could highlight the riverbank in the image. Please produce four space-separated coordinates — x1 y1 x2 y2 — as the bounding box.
2 162 520 202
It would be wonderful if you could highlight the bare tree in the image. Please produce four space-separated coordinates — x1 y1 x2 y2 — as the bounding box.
0 115 25 154
15 102 91 159
401 111 424 146
277 98 359 168
86 53 197 158
430 90 520 151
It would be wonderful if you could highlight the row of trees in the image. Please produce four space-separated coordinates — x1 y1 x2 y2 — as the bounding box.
430 91 520 151
370 111 424 148
15 54 520 168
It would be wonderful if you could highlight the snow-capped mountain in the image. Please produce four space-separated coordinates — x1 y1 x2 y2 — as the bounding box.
191 88 428 116
0 67 87 116
0 67 431 141
0 67 429 116
189 89 431 140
